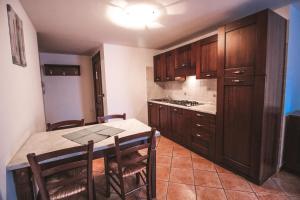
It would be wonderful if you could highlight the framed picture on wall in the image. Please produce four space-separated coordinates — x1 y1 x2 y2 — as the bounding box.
7 4 27 67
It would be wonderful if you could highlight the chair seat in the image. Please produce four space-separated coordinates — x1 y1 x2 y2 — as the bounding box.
108 152 146 177
44 168 87 200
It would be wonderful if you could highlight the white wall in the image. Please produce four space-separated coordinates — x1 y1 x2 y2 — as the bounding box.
284 1 300 114
102 44 156 123
40 53 96 123
0 0 46 199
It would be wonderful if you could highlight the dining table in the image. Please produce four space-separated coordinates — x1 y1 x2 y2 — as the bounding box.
7 118 158 200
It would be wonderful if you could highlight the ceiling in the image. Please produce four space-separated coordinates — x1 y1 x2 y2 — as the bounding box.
20 0 292 55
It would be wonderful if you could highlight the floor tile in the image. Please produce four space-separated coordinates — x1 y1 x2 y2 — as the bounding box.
157 165 170 181
250 178 284 195
215 164 233 174
194 170 222 188
170 168 194 185
192 157 215 171
157 146 173 157
156 180 168 200
171 156 193 169
173 146 191 157
219 173 252 192
93 158 105 173
256 193 289 200
272 173 300 196
157 155 172 167
167 183 196 200
225 190 258 200
196 187 227 200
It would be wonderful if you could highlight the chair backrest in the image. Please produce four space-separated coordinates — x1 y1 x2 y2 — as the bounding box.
27 141 94 200
46 119 85 131
98 113 126 124
114 129 156 176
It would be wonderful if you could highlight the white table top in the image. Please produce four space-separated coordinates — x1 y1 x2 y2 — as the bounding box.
7 119 155 171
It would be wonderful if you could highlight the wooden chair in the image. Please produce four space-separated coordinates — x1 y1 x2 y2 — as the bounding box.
27 141 95 200
104 129 156 200
46 119 85 131
97 113 126 124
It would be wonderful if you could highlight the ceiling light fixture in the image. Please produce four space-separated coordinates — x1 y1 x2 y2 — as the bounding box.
107 1 164 29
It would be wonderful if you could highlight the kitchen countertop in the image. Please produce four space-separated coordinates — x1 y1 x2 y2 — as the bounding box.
148 100 216 115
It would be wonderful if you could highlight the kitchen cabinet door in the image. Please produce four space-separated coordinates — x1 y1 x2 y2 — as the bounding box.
148 103 159 129
153 54 166 82
165 51 175 81
158 104 170 138
175 45 191 77
196 35 218 79
169 107 186 145
217 81 256 176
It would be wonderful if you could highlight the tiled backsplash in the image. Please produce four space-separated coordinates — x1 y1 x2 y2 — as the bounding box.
146 67 217 104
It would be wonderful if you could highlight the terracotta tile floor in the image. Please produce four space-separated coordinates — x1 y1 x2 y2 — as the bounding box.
92 136 300 200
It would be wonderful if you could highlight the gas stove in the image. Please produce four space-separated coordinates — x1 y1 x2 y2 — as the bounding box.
152 99 203 107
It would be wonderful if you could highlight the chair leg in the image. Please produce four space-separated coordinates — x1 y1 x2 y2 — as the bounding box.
104 156 111 197
146 168 152 200
136 173 141 185
119 175 126 200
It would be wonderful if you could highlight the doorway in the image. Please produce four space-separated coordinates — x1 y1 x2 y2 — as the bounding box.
92 51 104 119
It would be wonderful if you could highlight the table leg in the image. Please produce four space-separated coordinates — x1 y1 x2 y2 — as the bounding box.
151 137 156 198
13 167 34 200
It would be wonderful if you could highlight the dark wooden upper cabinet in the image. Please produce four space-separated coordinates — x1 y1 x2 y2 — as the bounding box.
154 54 166 82
165 51 175 81
175 45 191 77
216 10 287 184
196 35 218 79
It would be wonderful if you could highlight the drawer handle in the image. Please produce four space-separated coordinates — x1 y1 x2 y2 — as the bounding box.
232 70 245 75
196 113 204 117
232 79 245 83
196 124 204 127
205 74 212 77
155 78 160 81
196 134 202 137
159 106 162 108
166 77 170 80
149 104 152 106
173 109 177 112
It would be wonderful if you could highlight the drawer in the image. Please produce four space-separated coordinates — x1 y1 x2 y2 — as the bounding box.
199 72 217 79
191 123 211 134
191 132 210 156
224 76 254 86
191 111 214 125
224 67 254 77
170 107 183 114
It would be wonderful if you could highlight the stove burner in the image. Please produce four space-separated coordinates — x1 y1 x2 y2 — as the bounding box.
152 99 202 107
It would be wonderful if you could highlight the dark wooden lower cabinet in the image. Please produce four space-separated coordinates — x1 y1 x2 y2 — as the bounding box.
148 102 159 129
283 112 300 176
158 104 170 138
188 111 216 160
148 102 216 161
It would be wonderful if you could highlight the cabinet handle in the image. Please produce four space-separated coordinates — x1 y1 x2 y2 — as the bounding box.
155 78 160 81
173 109 177 112
205 74 211 77
196 113 204 117
196 134 202 137
149 104 152 106
232 79 244 83
166 77 170 80
159 106 163 108
181 63 186 67
232 70 245 75
196 124 204 127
